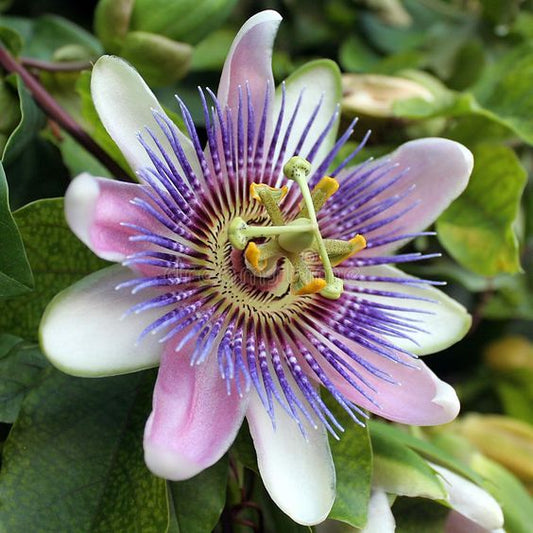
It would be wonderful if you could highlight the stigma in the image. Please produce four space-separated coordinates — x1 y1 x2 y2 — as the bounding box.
228 156 366 300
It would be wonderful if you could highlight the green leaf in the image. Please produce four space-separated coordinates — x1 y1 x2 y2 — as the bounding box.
470 454 533 533
167 457 228 533
231 421 259 473
371 430 446 500
473 44 533 145
0 25 22 55
0 334 48 422
368 421 483 486
393 497 448 533
2 74 46 165
437 144 526 276
191 28 234 72
0 368 168 533
327 399 372 528
0 162 33 298
0 14 103 60
0 198 108 338
45 130 111 178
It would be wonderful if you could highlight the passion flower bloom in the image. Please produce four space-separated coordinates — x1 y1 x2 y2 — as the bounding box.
39 10 473 526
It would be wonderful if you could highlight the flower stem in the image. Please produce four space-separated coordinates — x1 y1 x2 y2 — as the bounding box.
21 57 94 73
0 46 132 182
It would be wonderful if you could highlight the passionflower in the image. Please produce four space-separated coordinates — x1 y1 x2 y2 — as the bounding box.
39 10 473 526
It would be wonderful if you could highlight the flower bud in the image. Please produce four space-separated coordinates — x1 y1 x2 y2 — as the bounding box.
119 31 192 86
94 0 135 54
342 73 433 119
456 414 533 483
484 335 533 372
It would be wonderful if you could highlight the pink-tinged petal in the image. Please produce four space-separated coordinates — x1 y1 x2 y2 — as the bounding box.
340 138 473 254
431 463 504 532
445 511 504 533
361 489 396 533
246 391 335 526
342 265 471 356
274 59 341 175
91 55 199 176
39 265 163 376
144 342 248 480
317 334 460 425
65 173 160 263
217 10 281 116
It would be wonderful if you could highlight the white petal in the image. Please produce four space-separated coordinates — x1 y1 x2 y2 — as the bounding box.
344 264 471 355
430 463 504 531
217 10 281 115
40 265 163 376
274 59 341 179
246 392 335 526
361 489 396 533
91 55 199 176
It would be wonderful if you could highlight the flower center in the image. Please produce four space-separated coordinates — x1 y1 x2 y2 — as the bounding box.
228 156 367 300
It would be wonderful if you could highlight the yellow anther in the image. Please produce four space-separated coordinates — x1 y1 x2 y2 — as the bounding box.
294 277 327 296
299 176 340 218
350 234 367 251
314 176 339 200
244 242 263 271
329 234 367 266
250 183 288 203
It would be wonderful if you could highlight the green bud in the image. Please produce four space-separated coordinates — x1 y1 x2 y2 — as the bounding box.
94 0 135 54
484 335 533 372
342 73 434 119
120 31 193 86
457 414 533 483
52 44 95 62
129 0 238 45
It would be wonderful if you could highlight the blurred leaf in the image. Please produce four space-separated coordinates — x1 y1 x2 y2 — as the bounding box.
191 28 234 72
4 134 68 209
167 457 228 533
494 371 533 425
447 38 485 90
46 130 111 178
471 454 533 533
339 34 379 73
0 198 107 339
369 421 483 486
0 368 169 533
129 0 238 45
444 114 516 146
2 74 45 165
474 44 533 145
0 334 48 422
327 400 372 528
483 274 533 320
231 420 258 473
393 497 448 533
437 144 526 276
371 430 446 500
0 162 33 298
0 24 22 55
0 14 102 60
